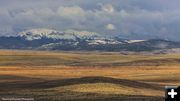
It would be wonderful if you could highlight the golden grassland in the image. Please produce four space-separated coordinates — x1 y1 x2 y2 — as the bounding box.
0 50 180 101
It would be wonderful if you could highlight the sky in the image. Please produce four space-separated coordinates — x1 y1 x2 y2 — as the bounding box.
0 0 180 41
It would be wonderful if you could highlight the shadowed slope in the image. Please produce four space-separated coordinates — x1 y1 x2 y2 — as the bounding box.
0 75 163 91
31 76 163 91
0 75 164 101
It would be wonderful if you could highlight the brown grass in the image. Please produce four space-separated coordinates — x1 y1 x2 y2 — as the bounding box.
0 50 180 101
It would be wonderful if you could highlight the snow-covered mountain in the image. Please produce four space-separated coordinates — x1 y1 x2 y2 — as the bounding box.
0 28 180 52
19 28 99 40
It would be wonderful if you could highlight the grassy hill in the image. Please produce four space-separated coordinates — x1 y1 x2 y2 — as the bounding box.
0 50 180 101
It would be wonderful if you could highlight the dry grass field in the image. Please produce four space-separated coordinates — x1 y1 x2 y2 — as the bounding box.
0 50 180 101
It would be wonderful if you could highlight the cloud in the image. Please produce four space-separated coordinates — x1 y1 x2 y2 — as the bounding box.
57 6 85 17
106 24 116 30
0 0 180 41
101 4 115 13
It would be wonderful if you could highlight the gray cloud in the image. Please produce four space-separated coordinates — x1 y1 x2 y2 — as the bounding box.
0 0 180 41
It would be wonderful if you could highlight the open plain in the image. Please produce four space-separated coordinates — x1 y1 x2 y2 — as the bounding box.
0 50 180 101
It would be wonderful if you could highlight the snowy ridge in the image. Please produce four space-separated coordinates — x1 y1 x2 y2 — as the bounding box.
87 38 123 45
19 28 99 40
125 40 146 43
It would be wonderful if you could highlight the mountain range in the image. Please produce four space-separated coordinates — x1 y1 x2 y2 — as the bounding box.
0 28 180 52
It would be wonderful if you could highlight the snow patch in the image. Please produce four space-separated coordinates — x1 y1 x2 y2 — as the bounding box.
126 40 146 43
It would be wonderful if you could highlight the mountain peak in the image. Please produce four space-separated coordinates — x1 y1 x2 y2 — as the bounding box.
19 28 99 40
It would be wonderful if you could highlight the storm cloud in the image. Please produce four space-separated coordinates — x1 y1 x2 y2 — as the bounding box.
0 0 180 41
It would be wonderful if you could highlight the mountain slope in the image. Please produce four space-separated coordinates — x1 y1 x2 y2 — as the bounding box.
19 28 99 40
0 29 180 52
